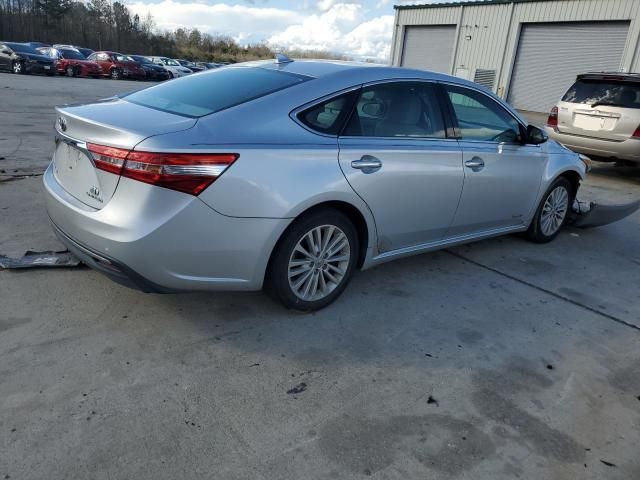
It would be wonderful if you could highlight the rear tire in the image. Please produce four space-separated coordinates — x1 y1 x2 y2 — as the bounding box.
266 208 358 311
110 68 120 80
66 65 75 77
526 177 573 243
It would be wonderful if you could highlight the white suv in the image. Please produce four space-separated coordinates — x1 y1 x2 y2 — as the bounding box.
544 73 640 164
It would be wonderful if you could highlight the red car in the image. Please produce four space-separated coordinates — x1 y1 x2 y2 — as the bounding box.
86 51 145 80
38 47 102 78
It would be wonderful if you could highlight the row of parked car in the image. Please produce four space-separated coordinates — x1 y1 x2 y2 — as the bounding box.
0 41 223 80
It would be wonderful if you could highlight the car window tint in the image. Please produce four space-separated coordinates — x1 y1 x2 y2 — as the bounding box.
298 92 357 135
445 85 522 143
343 82 446 138
125 66 310 118
562 80 640 109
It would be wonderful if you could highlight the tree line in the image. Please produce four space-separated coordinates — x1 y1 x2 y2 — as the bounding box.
0 0 345 62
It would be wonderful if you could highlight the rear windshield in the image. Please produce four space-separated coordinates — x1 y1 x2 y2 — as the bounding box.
562 79 640 109
124 66 310 117
6 43 38 54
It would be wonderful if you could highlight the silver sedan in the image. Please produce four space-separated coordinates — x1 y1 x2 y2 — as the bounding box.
44 57 588 310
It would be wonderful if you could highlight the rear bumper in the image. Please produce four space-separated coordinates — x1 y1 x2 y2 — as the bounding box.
25 62 54 74
52 221 172 293
43 162 290 291
545 127 640 163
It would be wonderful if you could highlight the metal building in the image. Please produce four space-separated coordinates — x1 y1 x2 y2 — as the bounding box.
390 0 640 113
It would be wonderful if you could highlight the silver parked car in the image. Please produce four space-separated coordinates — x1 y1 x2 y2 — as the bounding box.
44 58 588 310
544 72 640 164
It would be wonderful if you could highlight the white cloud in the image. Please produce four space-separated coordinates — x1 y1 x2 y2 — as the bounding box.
125 1 394 61
268 4 393 61
126 1 303 44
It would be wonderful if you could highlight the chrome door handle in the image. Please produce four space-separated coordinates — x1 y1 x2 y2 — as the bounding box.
465 157 485 171
351 156 382 173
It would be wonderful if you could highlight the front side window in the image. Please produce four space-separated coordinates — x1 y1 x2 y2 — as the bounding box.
125 66 310 117
445 85 522 143
87 53 97 61
562 79 640 109
343 82 446 138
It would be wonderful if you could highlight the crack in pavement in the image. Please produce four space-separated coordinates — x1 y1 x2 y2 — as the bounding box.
445 249 640 333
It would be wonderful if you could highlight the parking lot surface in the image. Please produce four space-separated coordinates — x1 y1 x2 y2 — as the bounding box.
1 74 640 480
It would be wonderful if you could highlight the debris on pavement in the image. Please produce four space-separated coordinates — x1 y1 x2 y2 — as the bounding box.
0 250 81 269
599 460 616 467
427 395 439 406
287 382 307 394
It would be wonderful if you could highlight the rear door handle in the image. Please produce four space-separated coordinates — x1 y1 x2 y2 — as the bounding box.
351 156 382 173
465 157 485 171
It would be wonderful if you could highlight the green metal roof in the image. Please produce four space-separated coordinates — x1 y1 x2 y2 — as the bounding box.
395 0 570 10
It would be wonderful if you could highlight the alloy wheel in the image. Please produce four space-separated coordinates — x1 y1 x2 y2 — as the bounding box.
12 62 22 74
540 186 569 236
287 225 351 301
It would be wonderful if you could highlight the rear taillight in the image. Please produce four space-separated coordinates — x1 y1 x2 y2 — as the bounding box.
87 143 238 196
546 106 558 128
632 125 640 139
88 143 127 175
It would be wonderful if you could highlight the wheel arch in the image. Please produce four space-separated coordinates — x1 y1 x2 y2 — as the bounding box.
264 199 373 289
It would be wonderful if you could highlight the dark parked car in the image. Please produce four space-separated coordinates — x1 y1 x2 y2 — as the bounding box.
86 51 145 80
196 62 222 70
176 59 204 72
53 44 94 59
128 55 170 81
0 42 55 75
38 47 102 77
26 41 51 49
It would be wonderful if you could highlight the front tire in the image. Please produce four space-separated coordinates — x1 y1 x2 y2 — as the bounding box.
526 177 573 243
66 65 75 77
12 61 23 74
110 68 120 80
266 209 358 311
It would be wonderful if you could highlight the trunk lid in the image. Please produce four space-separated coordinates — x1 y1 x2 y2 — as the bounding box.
53 98 196 209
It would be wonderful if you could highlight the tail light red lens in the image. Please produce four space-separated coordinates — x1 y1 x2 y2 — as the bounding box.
546 106 558 128
87 143 127 174
87 143 238 196
632 125 640 138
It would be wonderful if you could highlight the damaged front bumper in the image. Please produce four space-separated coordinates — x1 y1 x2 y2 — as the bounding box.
570 199 640 228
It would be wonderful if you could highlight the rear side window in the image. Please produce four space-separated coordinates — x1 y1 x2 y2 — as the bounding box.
562 80 640 109
343 82 446 138
125 67 310 117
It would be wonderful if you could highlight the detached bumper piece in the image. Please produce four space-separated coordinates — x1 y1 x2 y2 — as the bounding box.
570 199 640 228
0 250 81 269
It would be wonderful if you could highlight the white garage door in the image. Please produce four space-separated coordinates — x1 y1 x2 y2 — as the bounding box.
508 22 630 113
401 25 456 73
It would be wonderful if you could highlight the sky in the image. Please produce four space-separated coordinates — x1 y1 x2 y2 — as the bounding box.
124 0 452 62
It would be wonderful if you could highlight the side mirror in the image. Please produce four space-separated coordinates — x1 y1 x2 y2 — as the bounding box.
526 125 548 145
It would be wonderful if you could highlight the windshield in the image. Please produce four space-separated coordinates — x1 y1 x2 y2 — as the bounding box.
125 66 310 117
562 79 640 109
162 58 179 66
6 43 38 54
112 53 130 62
59 49 85 60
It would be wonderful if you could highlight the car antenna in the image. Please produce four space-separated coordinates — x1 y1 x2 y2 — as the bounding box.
275 53 293 65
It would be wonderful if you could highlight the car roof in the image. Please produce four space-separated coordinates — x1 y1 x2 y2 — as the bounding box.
578 72 640 83
240 58 482 90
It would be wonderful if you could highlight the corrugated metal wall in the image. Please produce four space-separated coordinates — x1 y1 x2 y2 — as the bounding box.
392 0 640 100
